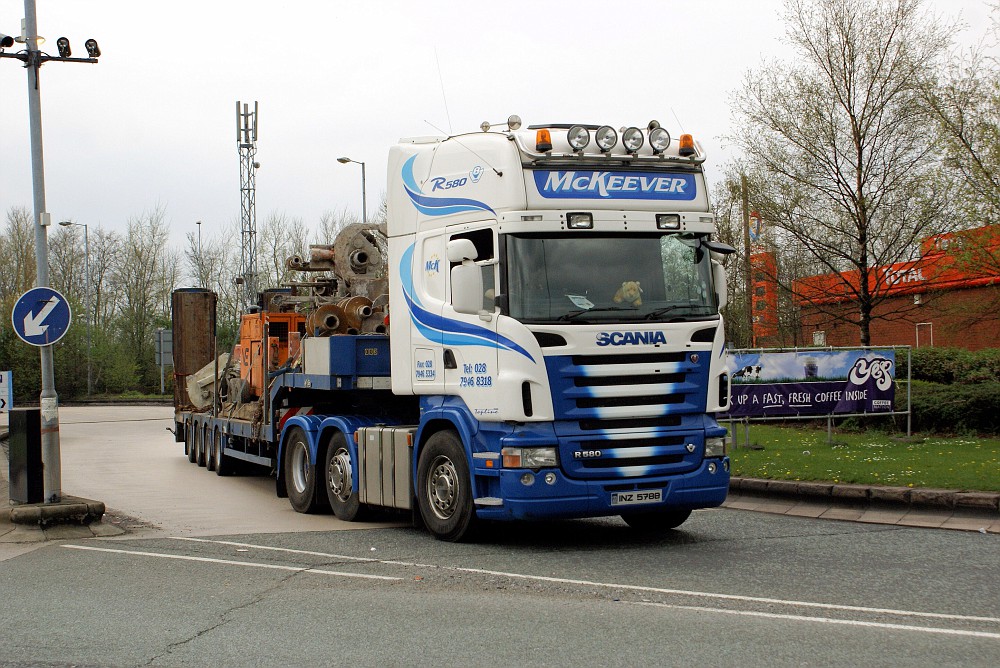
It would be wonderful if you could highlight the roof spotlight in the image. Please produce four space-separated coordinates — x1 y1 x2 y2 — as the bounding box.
567 125 590 151
84 38 100 58
507 114 522 130
56 37 71 58
622 127 644 152
649 127 671 154
595 125 617 152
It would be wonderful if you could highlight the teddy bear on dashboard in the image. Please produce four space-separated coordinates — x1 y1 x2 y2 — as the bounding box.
613 280 643 307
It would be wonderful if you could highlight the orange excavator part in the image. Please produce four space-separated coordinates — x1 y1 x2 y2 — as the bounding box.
239 311 306 398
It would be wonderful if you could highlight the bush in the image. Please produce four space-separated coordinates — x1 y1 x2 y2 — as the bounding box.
908 380 1000 434
898 347 1000 385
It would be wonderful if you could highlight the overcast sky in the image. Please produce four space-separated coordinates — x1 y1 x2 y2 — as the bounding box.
0 0 994 249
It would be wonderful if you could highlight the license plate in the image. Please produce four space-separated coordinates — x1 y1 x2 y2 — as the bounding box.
611 489 662 506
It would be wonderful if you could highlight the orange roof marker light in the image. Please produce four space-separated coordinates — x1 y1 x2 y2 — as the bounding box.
535 129 553 153
678 134 696 157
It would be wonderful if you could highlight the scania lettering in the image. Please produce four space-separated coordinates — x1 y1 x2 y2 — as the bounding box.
172 116 735 541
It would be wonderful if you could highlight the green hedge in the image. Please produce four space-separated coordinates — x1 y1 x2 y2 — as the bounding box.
907 380 1000 434
897 347 1000 385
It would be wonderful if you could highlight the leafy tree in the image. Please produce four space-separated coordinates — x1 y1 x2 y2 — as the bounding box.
729 0 958 345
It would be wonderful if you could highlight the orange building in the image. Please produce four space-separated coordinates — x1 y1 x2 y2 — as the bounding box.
792 225 1000 350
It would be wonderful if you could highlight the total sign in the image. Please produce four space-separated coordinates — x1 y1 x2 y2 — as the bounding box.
12 287 72 346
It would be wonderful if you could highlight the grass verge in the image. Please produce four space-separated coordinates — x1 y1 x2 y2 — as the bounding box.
728 423 1000 492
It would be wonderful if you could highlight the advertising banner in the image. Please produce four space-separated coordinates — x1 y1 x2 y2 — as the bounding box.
723 349 896 418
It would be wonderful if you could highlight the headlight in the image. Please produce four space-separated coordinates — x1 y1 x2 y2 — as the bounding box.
595 125 617 152
566 212 593 229
705 437 727 458
622 127 644 152
567 125 590 151
502 446 559 468
649 127 671 153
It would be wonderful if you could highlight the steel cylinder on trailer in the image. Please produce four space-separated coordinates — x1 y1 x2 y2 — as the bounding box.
171 288 217 410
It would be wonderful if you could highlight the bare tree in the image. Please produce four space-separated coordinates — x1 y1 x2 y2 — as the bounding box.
730 0 958 345
0 206 36 304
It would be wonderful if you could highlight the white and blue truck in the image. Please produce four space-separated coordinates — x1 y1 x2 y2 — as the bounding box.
173 116 734 541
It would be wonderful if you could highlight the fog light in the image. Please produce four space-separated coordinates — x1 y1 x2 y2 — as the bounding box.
705 437 727 457
544 472 557 485
656 214 681 230
723 459 730 472
707 461 718 474
649 127 671 153
521 472 535 486
567 125 590 151
622 127 644 152
595 125 617 152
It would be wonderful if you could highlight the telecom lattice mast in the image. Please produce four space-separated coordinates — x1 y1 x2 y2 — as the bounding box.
236 100 259 311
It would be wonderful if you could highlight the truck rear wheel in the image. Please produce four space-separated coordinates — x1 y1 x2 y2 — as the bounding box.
185 422 196 463
324 432 364 521
206 429 217 471
620 508 692 532
213 428 231 476
416 431 477 542
284 427 319 513
196 425 208 467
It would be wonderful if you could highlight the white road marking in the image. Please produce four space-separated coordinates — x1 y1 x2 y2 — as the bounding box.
631 602 1000 640
170 537 1000 626
62 544 401 581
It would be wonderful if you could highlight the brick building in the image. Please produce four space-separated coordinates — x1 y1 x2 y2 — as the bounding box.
784 225 1000 350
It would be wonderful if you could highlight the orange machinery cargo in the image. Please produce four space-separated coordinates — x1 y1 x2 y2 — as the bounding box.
237 311 306 398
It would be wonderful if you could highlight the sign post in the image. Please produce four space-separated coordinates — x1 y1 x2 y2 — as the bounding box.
12 286 72 502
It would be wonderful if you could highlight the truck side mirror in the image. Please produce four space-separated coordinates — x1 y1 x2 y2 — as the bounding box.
712 260 728 311
448 239 484 316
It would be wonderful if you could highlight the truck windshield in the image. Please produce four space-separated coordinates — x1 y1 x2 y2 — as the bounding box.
505 232 718 323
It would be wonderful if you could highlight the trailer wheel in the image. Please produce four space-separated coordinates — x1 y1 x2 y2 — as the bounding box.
206 428 217 472
416 430 477 542
324 432 364 521
213 428 232 476
284 427 318 513
197 424 208 467
185 421 196 463
620 508 692 532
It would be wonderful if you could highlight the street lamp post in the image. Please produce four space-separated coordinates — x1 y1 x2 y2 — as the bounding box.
196 220 203 288
337 156 367 224
59 221 91 395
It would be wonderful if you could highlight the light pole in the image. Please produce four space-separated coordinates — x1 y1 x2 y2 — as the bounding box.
59 221 91 395
2 2 101 502
337 156 367 224
196 220 203 288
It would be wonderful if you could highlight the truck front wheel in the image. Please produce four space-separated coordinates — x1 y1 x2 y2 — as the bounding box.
284 427 319 513
416 431 477 542
324 432 364 521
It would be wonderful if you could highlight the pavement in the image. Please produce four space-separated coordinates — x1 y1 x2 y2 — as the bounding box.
1 422 999 546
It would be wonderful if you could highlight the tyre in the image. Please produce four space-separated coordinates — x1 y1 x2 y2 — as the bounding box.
197 425 208 467
284 427 319 513
416 430 477 542
206 428 216 472
213 428 231 476
324 432 364 521
620 508 692 532
185 422 196 462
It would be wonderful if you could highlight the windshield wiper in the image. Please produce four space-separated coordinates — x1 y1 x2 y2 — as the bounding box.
643 305 713 320
558 306 635 322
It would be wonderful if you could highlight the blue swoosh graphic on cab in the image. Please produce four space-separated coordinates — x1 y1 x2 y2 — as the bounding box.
402 155 496 216
399 245 534 363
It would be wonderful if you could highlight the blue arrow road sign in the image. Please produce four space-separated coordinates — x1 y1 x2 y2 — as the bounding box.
12 287 72 346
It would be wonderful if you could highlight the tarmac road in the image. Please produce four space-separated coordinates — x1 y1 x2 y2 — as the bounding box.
0 406 998 666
